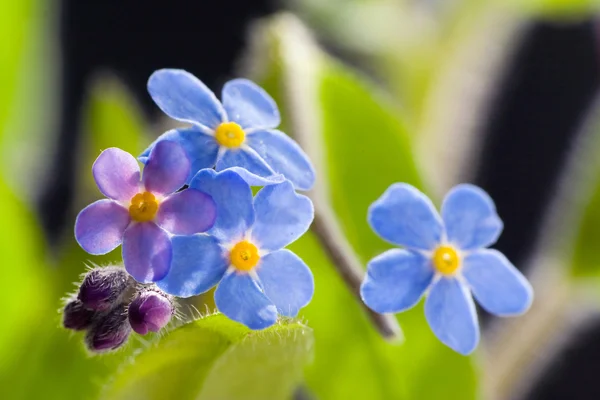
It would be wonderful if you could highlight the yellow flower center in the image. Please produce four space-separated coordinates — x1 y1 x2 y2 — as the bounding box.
432 245 461 275
230 240 260 271
129 192 159 222
215 122 246 148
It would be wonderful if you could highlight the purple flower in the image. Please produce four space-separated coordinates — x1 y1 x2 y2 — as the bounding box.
128 289 174 335
74 141 217 283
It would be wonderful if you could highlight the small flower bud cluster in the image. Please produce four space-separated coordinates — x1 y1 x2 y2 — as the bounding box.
62 266 175 353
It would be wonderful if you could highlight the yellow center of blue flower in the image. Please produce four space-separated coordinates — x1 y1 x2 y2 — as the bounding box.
215 122 246 148
230 240 260 271
432 245 460 275
129 192 159 222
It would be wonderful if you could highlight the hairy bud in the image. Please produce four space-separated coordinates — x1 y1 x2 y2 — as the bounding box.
78 267 132 311
85 303 131 352
128 289 174 335
63 299 95 331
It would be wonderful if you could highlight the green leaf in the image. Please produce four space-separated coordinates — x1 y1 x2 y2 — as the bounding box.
0 178 49 377
499 0 600 17
254 14 479 399
103 314 313 400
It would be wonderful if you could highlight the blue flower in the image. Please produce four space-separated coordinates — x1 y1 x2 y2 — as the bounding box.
139 69 315 190
360 183 533 355
75 141 217 283
155 169 315 330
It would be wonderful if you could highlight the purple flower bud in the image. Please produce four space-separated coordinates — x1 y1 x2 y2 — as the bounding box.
128 290 173 335
78 267 132 311
63 300 95 331
85 303 131 352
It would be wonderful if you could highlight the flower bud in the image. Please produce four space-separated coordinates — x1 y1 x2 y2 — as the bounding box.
85 303 131 352
78 267 132 311
128 290 173 335
63 299 95 331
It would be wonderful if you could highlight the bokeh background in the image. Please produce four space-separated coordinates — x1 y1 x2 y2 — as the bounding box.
3 0 600 399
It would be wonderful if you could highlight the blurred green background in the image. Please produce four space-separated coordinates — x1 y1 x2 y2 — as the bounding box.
4 0 600 399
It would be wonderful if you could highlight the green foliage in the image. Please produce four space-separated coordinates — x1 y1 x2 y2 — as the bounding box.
103 315 313 400
501 0 600 17
0 0 36 141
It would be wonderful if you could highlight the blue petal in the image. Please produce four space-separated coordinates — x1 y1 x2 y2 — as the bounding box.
425 277 479 355
216 147 276 180
256 249 314 317
139 128 219 184
368 183 443 251
251 181 314 252
147 69 225 129
462 249 533 316
361 249 434 313
189 169 254 243
222 78 280 130
246 129 315 191
224 167 285 187
441 184 503 251
156 235 228 297
214 272 278 330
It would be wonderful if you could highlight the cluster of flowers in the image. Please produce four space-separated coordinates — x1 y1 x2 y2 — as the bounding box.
63 70 316 351
62 69 534 356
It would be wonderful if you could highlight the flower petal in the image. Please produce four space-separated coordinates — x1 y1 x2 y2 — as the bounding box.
215 147 276 180
251 181 314 252
462 249 533 316
425 277 480 355
214 271 278 330
189 169 254 243
368 183 443 251
147 69 225 129
92 148 140 202
142 141 191 196
139 128 219 183
361 249 434 313
441 184 503 250
156 235 228 297
246 129 315 191
75 200 130 255
156 189 217 235
256 249 314 317
122 223 172 283
225 167 285 187
222 78 280 130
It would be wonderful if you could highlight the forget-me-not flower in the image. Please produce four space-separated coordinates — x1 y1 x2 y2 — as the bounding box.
155 169 315 330
360 183 533 355
75 141 217 283
139 69 315 190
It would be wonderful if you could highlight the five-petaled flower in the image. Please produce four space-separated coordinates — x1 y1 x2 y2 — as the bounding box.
155 169 315 330
360 183 533 355
139 69 315 190
75 141 217 283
